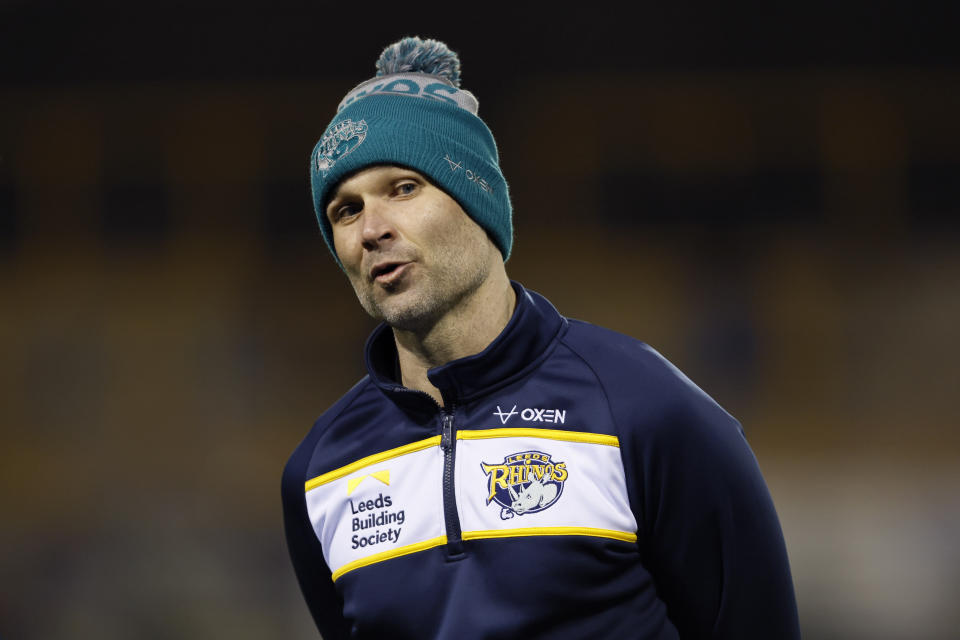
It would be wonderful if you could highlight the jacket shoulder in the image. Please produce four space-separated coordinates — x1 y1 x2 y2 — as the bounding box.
561 320 703 399
282 375 374 487
559 319 739 434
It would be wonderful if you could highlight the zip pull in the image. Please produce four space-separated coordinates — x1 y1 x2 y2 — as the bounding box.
441 413 454 451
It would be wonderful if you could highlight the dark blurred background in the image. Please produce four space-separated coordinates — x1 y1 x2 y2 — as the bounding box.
2 2 958 638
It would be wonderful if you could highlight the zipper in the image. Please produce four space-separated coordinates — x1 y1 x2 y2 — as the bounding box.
392 385 465 558
440 408 464 556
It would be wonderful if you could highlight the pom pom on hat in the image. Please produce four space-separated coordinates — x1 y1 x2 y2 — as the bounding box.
375 36 463 88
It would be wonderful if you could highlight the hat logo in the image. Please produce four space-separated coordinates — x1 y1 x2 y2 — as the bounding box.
316 119 368 177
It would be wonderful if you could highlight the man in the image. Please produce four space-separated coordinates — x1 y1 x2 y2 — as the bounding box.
282 37 800 639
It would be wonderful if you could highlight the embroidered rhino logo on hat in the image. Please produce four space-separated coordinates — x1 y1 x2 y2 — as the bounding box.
315 119 368 177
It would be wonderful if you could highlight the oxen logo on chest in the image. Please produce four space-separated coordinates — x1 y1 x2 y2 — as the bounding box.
480 450 567 520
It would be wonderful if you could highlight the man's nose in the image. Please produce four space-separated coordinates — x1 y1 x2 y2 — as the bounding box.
359 201 395 250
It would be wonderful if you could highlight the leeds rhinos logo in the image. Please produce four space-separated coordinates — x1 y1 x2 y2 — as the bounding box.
481 451 567 520
315 119 368 177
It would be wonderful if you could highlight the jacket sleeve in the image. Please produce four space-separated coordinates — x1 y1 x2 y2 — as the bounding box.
281 446 352 639
631 379 800 640
614 350 801 638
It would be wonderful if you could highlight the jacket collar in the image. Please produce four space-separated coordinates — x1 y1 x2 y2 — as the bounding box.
364 281 566 409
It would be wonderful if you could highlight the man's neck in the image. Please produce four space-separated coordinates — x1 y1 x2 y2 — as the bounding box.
393 272 516 406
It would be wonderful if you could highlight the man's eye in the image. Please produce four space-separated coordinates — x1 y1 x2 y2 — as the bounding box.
335 203 361 220
395 182 417 195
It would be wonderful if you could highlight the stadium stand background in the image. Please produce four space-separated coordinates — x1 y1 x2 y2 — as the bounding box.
2 3 958 638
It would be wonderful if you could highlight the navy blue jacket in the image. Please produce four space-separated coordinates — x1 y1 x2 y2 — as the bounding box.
282 282 800 639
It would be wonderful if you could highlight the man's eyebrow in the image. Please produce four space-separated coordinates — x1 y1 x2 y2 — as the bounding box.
328 183 355 205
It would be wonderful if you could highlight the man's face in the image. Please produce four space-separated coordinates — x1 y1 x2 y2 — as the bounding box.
326 165 499 331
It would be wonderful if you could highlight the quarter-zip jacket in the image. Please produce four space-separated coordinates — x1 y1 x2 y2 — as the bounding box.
282 282 800 639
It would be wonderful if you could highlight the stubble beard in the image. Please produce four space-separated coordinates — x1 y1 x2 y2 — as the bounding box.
353 248 491 334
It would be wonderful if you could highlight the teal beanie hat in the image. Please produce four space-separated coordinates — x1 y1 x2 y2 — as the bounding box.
310 37 513 265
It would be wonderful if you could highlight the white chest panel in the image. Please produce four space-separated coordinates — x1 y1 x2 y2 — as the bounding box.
304 428 637 582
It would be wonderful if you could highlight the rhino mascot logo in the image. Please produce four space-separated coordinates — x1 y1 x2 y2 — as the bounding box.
481 451 568 520
315 119 368 177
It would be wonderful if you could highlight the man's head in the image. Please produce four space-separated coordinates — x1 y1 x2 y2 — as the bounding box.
325 164 503 331
309 37 513 268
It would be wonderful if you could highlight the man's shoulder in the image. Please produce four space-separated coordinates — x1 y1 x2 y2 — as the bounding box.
560 318 679 380
314 375 378 430
558 318 731 427
282 375 377 480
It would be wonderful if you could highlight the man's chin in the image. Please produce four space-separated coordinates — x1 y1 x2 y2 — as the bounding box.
370 292 440 332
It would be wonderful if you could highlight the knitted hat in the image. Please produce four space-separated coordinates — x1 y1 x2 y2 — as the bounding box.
310 37 512 265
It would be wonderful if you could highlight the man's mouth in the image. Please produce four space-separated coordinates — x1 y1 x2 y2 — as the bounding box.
370 261 410 284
